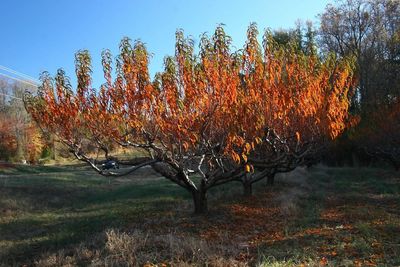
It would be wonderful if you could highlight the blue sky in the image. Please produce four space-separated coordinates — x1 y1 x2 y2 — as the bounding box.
0 0 331 88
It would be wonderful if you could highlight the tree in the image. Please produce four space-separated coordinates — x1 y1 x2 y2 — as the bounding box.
0 114 17 160
236 24 356 192
319 0 400 111
25 24 355 214
356 99 400 170
319 0 400 166
0 77 44 162
271 21 317 56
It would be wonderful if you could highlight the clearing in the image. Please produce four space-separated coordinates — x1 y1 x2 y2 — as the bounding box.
0 164 399 266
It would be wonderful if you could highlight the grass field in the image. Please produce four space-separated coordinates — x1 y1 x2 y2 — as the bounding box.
0 164 399 266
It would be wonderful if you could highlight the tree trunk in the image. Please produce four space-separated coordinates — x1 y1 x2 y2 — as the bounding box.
52 135 56 160
192 190 208 214
243 182 252 196
15 129 24 161
267 175 275 186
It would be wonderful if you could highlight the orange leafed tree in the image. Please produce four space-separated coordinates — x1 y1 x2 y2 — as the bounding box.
25 24 355 213
0 114 17 160
238 24 356 192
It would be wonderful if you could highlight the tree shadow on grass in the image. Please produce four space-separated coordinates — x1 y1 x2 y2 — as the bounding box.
0 194 189 266
0 171 197 265
0 214 111 265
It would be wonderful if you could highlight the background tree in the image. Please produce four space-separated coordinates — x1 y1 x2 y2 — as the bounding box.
0 114 17 161
356 100 400 170
0 77 45 163
319 0 400 111
318 0 400 167
271 20 317 56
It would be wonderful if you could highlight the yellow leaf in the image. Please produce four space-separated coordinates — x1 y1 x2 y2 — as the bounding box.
245 164 254 173
295 132 301 142
231 152 241 164
245 164 251 173
183 142 189 151
245 143 251 153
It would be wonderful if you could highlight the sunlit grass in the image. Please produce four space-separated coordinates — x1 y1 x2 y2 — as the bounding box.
0 164 399 266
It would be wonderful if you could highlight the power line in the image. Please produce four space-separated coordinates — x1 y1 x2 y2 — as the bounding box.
0 72 39 88
0 92 23 101
0 65 39 83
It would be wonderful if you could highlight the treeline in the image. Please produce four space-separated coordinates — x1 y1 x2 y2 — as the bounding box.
0 78 49 163
319 0 400 169
270 0 399 169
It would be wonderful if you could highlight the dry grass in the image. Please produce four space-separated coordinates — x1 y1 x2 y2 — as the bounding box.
1 164 399 266
275 167 311 217
34 229 246 267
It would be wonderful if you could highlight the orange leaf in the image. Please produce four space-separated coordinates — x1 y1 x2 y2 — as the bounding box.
295 131 301 142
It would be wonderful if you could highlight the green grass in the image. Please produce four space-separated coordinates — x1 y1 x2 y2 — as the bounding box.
256 166 400 266
0 164 67 175
0 165 190 266
1 164 399 266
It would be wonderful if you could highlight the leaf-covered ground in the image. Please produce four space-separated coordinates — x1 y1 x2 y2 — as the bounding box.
0 164 399 266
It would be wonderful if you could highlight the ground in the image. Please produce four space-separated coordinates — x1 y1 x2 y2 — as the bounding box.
0 164 399 266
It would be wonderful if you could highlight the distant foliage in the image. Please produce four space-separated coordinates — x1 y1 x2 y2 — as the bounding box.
0 114 17 160
356 100 400 169
0 78 46 163
318 0 400 167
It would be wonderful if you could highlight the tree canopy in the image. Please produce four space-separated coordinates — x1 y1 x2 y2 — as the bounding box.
25 24 356 213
